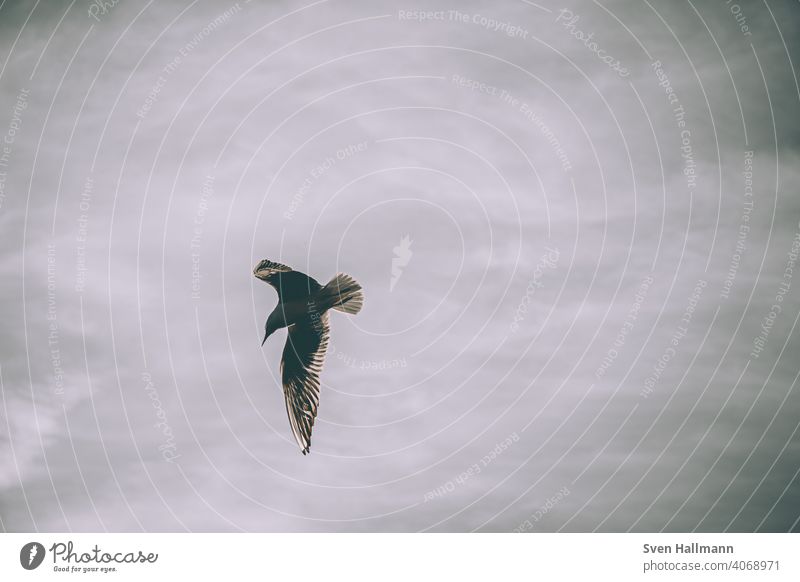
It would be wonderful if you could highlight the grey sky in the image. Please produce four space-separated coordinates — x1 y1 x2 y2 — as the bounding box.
1 0 798 532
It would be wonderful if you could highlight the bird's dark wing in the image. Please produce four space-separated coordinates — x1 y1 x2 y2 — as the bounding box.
253 259 321 301
280 313 330 454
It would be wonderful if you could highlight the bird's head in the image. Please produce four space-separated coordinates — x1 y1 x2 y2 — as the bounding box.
261 313 280 346
261 325 273 346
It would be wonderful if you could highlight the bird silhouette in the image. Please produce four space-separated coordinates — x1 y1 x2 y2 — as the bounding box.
254 259 364 454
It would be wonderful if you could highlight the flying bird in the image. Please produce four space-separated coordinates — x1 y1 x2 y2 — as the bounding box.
254 259 364 454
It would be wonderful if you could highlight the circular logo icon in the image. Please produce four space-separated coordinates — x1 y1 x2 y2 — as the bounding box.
20 542 46 570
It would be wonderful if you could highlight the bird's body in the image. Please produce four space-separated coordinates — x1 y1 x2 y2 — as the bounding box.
253 259 363 454
265 296 317 334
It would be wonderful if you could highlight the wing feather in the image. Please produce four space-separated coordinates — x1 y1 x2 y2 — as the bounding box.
280 312 330 454
253 259 321 301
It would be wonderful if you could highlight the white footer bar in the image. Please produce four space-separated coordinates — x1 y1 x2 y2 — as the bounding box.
1 533 797 581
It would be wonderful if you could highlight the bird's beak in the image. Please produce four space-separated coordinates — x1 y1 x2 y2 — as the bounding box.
261 331 268 346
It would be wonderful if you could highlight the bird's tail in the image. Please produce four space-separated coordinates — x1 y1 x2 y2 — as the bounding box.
317 273 364 315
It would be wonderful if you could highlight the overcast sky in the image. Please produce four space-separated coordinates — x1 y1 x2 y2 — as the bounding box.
1 0 799 532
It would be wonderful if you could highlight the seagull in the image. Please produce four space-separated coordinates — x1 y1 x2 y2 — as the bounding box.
253 259 364 454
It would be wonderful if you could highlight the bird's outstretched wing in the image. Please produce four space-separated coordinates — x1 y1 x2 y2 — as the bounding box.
280 313 330 454
253 259 321 301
